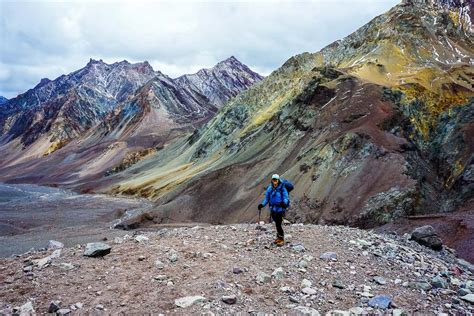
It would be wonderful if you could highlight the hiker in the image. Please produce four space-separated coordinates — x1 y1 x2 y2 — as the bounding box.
258 174 289 246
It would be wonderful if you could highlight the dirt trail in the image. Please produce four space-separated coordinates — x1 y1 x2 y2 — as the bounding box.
1 223 473 314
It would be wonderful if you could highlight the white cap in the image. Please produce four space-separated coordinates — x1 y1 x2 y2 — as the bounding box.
271 174 280 180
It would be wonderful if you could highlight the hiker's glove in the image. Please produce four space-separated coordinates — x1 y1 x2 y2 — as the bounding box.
258 204 264 210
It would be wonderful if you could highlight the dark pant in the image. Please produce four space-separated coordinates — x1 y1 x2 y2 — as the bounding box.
271 211 285 239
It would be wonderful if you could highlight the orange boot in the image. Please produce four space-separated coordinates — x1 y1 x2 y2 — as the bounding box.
276 237 285 247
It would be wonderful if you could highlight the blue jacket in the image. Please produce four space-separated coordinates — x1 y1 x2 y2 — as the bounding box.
261 181 289 213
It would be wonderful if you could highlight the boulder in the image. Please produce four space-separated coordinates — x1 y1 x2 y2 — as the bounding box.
368 295 392 309
33 256 52 269
410 225 443 250
48 240 64 250
83 242 111 257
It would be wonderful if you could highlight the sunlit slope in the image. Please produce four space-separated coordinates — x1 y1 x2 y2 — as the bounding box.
108 0 473 226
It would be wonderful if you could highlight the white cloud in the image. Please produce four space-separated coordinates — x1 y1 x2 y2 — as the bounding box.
0 0 399 98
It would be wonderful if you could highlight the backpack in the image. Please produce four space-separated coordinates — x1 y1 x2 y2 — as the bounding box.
279 179 294 207
281 179 294 193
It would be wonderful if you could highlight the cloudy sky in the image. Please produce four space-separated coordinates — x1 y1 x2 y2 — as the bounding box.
0 0 399 98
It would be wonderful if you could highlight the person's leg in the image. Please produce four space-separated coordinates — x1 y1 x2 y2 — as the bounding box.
274 212 284 239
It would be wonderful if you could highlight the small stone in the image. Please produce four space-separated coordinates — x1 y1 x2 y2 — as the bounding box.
155 260 165 269
56 308 71 315
59 263 74 270
272 267 284 279
48 240 64 250
299 260 309 268
48 301 61 313
114 237 123 244
221 295 237 305
373 276 387 285
233 267 244 274
168 251 178 263
291 244 306 252
20 301 34 314
392 309 405 316
301 279 312 289
49 249 61 259
75 303 83 309
154 275 168 281
431 276 447 289
409 281 431 291
294 306 320 315
320 252 337 260
458 288 471 296
280 286 292 293
175 295 206 308
301 287 317 295
303 254 314 262
358 292 374 298
34 256 52 269
460 293 474 304
256 271 271 284
95 304 104 310
289 296 299 303
83 243 111 257
368 295 392 309
332 280 345 289
134 235 149 243
348 307 364 315
138 255 146 261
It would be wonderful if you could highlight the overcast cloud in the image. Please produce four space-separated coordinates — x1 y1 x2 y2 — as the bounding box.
0 0 399 98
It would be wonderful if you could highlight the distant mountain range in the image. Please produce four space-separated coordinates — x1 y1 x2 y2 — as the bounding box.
0 56 263 183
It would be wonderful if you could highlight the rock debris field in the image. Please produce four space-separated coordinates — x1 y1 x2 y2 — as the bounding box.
1 222 474 315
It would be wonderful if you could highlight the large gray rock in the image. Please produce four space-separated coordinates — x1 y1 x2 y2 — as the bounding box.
83 242 111 257
48 240 64 250
410 225 443 250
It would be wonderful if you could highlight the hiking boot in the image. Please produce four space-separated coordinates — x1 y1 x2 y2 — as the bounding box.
273 238 280 244
276 238 285 247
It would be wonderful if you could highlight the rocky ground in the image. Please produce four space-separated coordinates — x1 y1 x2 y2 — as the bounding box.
1 222 474 315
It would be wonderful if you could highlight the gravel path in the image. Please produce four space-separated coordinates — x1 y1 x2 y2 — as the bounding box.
1 223 473 314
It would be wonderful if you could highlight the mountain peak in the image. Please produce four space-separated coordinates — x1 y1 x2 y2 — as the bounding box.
86 58 105 66
33 78 52 89
217 55 244 67
0 96 8 105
